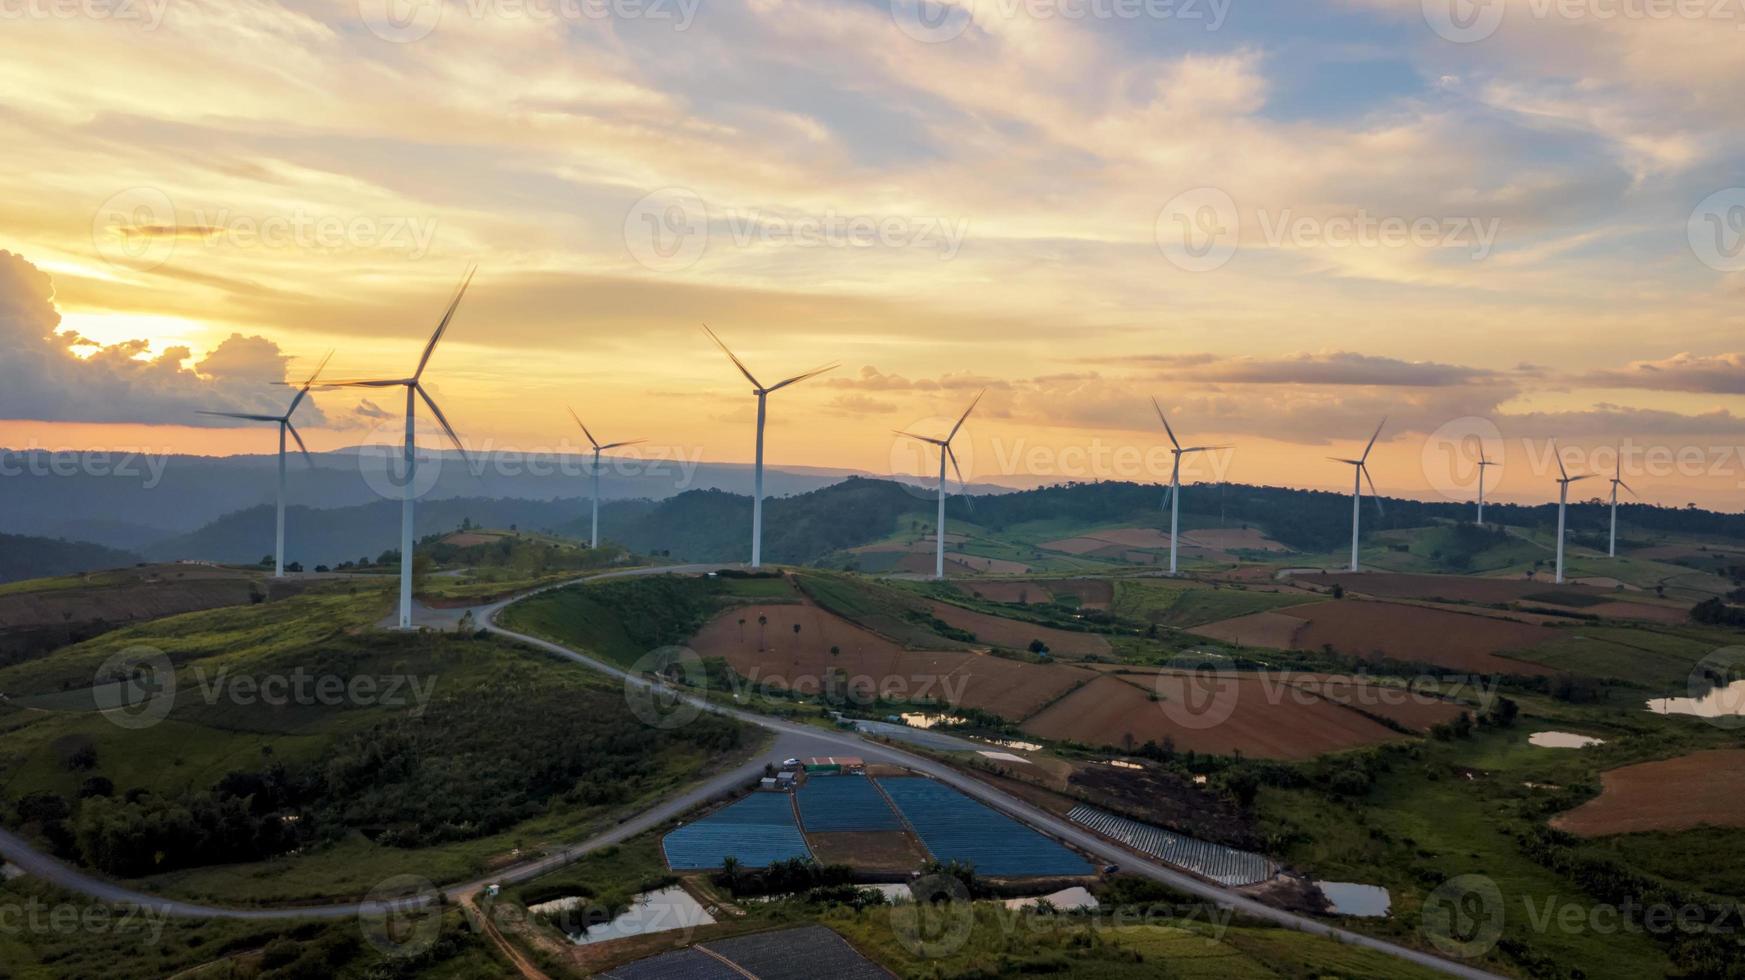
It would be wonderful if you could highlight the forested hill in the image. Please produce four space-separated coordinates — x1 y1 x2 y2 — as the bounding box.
133 475 1745 570
0 534 142 584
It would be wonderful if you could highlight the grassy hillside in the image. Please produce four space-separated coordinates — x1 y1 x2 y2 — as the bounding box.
0 584 748 904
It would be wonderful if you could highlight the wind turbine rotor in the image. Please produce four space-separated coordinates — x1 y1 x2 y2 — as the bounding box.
413 265 477 381
701 323 764 391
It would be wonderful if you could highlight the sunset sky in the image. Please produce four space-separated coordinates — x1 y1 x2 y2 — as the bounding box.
3 0 1744 507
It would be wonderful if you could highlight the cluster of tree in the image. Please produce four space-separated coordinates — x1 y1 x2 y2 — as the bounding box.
712 856 856 898
421 529 619 575
0 533 140 585
1692 597 1745 627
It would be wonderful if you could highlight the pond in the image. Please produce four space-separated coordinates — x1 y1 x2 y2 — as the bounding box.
900 712 968 729
1529 731 1606 749
1646 678 1745 719
1003 886 1100 911
1318 882 1391 918
532 886 716 945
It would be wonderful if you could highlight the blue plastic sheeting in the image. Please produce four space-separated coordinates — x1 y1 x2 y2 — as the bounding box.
877 777 1091 877
795 776 903 832
663 793 812 871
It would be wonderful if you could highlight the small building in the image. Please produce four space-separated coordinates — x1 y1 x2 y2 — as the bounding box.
775 771 797 786
759 777 779 790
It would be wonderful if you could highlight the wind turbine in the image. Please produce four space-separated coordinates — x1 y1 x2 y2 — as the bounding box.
198 351 331 578
1607 446 1634 559
1151 398 1230 576
896 391 983 580
701 324 837 568
1329 418 1386 573
324 267 477 629
1475 446 1497 526
568 409 643 549
1552 442 1591 585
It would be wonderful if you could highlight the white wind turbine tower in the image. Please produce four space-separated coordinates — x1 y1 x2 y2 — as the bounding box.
198 351 332 578
1607 446 1634 558
324 267 477 629
1474 446 1497 526
1152 398 1231 576
568 408 643 549
896 391 984 580
1552 441 1591 584
701 324 837 568
1329 418 1386 573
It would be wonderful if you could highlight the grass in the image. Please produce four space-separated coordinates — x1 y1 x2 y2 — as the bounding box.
1109 579 1315 629
1512 623 1735 691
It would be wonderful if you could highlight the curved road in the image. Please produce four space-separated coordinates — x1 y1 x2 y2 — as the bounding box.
0 565 1503 979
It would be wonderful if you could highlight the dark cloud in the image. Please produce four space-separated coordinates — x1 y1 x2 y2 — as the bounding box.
1119 351 1503 387
0 250 324 427
1577 353 1745 394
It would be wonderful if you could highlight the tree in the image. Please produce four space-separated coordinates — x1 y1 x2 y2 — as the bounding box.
792 622 802 651
758 614 769 651
1027 639 1049 655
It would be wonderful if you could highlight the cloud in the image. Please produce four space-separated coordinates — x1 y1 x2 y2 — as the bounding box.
1114 352 1503 387
1577 352 1745 395
821 394 898 416
0 251 324 427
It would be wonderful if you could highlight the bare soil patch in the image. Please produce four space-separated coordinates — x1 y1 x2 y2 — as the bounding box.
1036 578 1115 609
1038 535 1109 555
1277 599 1557 675
1552 750 1745 836
689 603 1095 719
947 553 1031 575
1182 528 1287 552
1020 671 1408 761
1187 610 1307 649
927 602 1111 657
963 582 1055 605
804 831 929 872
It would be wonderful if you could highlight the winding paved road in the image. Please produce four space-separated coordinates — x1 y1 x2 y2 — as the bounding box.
0 564 1503 979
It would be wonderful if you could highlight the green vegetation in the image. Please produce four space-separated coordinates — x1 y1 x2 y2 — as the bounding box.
0 533 142 587
793 571 968 649
498 575 732 667
1109 580 1314 629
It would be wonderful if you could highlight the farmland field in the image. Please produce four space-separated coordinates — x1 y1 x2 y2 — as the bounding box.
1276 599 1559 674
1551 749 1745 836
925 600 1111 656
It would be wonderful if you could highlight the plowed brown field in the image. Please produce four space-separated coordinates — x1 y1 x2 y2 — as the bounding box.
689 602 1095 719
1020 671 1410 760
927 602 1112 656
1551 750 1745 836
1276 600 1557 675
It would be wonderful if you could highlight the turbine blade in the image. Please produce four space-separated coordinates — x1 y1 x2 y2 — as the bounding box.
895 430 946 446
1183 445 1233 453
1363 465 1383 515
414 265 477 380
599 439 645 451
1360 417 1386 462
1328 456 1362 465
947 389 985 441
1151 396 1181 451
318 378 412 389
1162 482 1175 511
701 324 763 390
303 349 335 388
767 362 839 392
567 407 600 449
284 421 314 467
287 350 332 416
1553 440 1568 481
197 411 282 423
415 384 471 467
947 444 973 511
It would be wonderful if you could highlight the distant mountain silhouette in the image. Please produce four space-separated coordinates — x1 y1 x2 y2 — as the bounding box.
0 533 142 584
